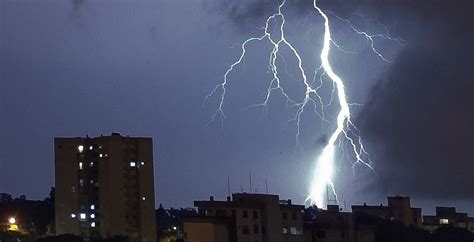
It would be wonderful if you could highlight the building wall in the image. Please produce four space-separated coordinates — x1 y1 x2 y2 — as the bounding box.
184 222 230 242
55 138 80 235
387 197 414 227
55 134 156 242
190 194 304 242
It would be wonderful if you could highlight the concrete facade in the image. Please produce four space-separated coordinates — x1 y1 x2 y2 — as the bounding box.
423 207 474 233
183 193 304 242
351 196 422 227
54 133 156 242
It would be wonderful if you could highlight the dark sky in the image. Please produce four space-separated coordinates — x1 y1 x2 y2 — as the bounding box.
1 0 472 214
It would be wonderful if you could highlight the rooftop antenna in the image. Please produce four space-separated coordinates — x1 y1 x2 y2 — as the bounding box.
265 179 269 194
227 176 231 197
249 171 253 194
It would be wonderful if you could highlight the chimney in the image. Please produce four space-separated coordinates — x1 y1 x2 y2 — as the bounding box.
210 196 214 201
226 196 231 202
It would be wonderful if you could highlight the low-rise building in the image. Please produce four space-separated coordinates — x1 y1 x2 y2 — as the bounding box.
303 205 355 242
183 193 304 242
423 207 474 233
352 196 422 227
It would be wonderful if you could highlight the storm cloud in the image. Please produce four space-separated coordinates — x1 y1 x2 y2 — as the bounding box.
358 0 474 200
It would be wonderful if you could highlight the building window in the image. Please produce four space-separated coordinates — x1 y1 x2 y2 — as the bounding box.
253 211 259 219
79 162 83 170
90 214 95 219
292 212 297 220
253 224 259 233
290 227 301 235
104 154 108 157
91 222 96 228
71 213 76 218
142 196 146 201
79 179 84 187
282 212 287 220
130 161 136 167
316 230 326 238
90 162 94 167
99 154 103 158
440 218 449 224
89 145 93 150
78 145 84 153
141 161 145 166
282 227 288 234
241 225 250 234
216 210 226 217
79 213 86 220
242 210 248 218
90 204 95 210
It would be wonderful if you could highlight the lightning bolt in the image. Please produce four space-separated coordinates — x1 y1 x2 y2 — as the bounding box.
206 0 404 208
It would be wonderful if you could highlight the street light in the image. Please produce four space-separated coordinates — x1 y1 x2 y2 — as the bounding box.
8 217 16 224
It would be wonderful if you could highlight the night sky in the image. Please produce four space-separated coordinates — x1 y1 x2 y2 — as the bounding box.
1 0 473 214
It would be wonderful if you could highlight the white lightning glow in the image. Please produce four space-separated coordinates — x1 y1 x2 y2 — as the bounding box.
206 0 403 208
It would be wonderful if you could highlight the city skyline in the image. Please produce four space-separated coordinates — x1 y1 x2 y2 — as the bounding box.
1 0 472 215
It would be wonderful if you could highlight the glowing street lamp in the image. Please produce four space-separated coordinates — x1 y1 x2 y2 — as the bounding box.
8 217 16 224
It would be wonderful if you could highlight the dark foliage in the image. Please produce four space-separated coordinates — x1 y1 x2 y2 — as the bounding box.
156 205 197 241
37 234 83 242
0 188 55 236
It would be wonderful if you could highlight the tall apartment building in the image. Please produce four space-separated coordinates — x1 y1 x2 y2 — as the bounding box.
183 193 304 242
54 133 156 242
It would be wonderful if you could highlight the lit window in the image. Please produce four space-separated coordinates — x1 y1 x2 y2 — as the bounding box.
89 146 93 150
140 161 145 166
78 145 84 153
80 179 84 187
440 218 449 224
99 154 103 158
91 222 96 227
79 162 83 170
130 161 136 167
71 213 76 218
90 214 95 219
290 227 298 235
142 196 146 201
282 227 288 234
80 213 86 220
99 145 102 149
104 154 108 157
90 205 95 210
173 226 177 230
90 179 94 184
90 162 94 167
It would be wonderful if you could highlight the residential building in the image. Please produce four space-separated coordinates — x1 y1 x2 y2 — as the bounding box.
303 205 356 242
183 193 304 242
54 133 156 242
352 196 422 227
423 207 474 233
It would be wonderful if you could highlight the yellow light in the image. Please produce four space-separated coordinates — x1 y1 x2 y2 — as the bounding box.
8 224 19 232
8 217 16 224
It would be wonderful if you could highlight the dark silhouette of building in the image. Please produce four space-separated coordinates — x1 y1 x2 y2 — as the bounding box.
351 196 422 227
183 193 304 242
423 207 474 233
54 133 156 242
